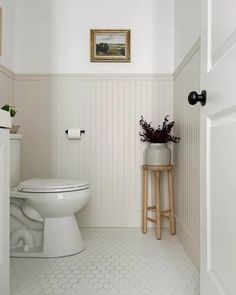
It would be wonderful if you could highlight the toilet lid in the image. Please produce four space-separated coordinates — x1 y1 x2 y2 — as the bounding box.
18 178 89 193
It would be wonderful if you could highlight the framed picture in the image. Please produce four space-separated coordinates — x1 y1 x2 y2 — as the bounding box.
90 29 131 62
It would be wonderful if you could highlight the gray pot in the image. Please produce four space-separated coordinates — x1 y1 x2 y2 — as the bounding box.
144 143 171 165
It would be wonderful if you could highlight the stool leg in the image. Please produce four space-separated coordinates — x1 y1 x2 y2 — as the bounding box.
155 171 161 240
168 169 176 235
142 169 148 234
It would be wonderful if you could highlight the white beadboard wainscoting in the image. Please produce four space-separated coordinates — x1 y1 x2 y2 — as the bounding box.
0 65 15 106
173 40 200 269
15 74 173 227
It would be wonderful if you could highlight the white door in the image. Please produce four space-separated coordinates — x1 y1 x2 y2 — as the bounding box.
200 0 236 294
0 128 10 295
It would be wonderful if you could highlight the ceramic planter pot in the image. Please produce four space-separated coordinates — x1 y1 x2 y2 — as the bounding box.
144 143 171 165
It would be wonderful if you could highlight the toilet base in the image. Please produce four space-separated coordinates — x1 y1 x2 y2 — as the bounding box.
11 215 85 258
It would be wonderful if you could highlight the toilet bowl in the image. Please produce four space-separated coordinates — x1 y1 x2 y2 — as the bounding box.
11 178 90 257
10 134 90 258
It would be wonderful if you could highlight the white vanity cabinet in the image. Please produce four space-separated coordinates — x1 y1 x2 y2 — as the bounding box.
0 110 10 295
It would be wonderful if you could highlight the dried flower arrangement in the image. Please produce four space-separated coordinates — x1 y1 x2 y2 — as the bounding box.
139 115 180 143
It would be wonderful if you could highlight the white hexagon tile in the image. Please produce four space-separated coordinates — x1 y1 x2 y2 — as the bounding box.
10 228 200 295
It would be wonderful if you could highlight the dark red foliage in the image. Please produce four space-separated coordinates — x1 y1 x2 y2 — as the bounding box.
139 115 180 143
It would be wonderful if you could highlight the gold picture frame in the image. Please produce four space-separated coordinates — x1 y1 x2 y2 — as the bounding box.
90 29 131 62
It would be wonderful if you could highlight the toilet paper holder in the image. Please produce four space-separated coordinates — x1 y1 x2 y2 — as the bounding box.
65 129 85 135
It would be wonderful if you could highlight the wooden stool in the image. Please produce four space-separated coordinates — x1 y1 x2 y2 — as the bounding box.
142 164 176 240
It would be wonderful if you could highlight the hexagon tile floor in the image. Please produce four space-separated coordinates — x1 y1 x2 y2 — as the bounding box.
10 228 199 295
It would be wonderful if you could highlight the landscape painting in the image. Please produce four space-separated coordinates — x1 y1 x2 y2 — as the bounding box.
90 30 131 62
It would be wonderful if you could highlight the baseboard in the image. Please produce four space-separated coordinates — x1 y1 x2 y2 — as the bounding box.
176 218 200 271
76 210 171 229
76 211 142 228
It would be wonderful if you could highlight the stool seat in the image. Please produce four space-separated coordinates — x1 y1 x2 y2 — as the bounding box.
142 164 176 240
143 164 173 171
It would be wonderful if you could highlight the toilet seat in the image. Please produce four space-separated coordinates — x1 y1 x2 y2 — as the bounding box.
18 178 89 193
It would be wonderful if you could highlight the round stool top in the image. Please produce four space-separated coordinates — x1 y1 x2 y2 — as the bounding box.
142 164 173 171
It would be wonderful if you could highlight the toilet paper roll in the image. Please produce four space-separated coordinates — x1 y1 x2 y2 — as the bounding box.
67 129 81 139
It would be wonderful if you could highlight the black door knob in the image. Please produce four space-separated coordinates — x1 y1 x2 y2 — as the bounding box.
188 90 207 106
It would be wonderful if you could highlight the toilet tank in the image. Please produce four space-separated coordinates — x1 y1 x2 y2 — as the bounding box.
10 134 23 188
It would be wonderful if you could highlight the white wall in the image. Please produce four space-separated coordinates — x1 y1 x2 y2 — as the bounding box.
173 41 200 270
0 0 15 105
173 0 201 270
12 0 175 227
14 0 174 74
0 0 14 71
15 74 173 227
0 66 15 107
174 0 200 70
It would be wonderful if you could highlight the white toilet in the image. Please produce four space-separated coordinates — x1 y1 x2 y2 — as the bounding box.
10 134 90 257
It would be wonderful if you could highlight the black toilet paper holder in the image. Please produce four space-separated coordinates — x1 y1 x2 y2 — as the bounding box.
65 129 85 135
